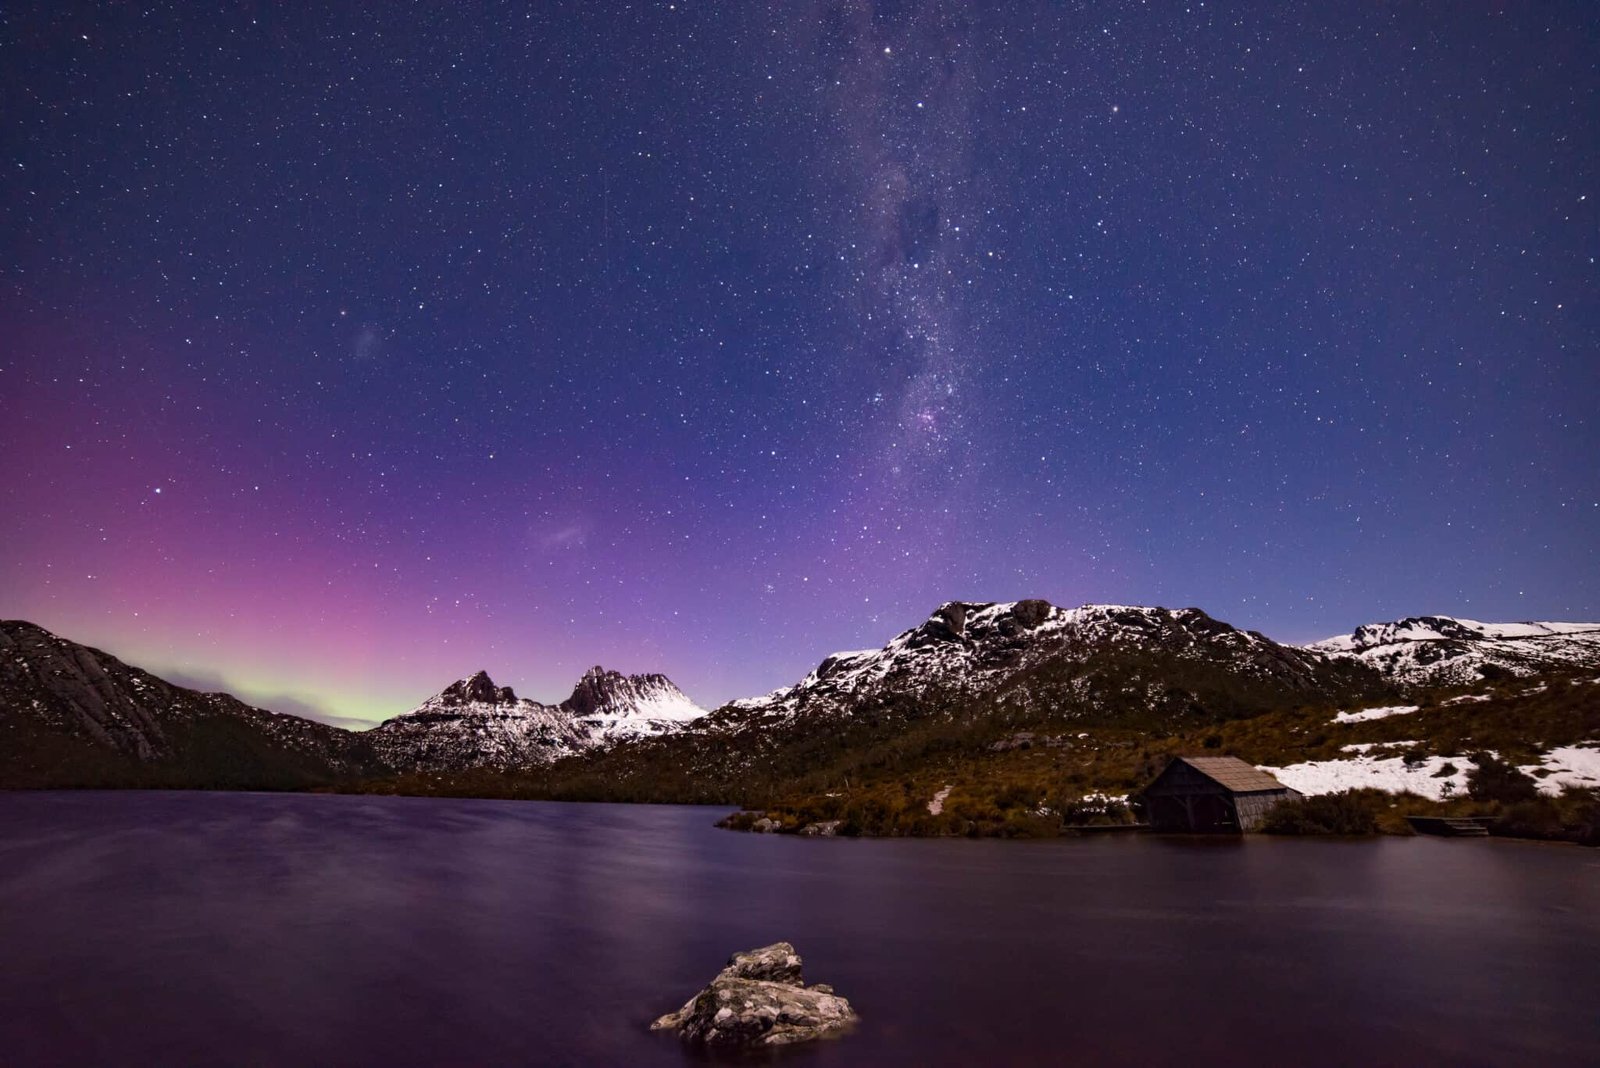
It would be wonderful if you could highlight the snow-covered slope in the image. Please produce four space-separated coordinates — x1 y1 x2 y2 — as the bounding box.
369 666 706 770
1309 616 1600 688
726 599 1378 724
565 666 705 742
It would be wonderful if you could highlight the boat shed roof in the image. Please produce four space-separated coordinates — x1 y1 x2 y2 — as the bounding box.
1168 756 1291 793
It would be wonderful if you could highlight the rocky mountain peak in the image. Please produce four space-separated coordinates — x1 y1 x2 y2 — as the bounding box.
564 666 683 717
438 670 516 706
902 602 975 647
372 659 707 771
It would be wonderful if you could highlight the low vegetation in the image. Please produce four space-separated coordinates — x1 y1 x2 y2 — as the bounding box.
347 669 1599 846
1492 790 1600 846
1259 791 1382 836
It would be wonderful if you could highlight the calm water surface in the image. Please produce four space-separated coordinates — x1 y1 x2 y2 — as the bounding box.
1 791 1597 1066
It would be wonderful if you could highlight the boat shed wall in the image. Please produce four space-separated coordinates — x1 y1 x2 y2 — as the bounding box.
1140 757 1298 833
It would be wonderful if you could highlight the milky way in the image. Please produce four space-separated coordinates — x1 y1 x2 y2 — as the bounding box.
2 2 1595 722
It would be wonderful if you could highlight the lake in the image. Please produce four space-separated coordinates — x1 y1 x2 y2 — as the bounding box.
1 792 1596 1066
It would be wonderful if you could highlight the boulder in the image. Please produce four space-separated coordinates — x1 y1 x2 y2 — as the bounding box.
651 943 857 1048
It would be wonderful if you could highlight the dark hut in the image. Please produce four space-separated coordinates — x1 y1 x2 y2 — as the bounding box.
1139 756 1298 833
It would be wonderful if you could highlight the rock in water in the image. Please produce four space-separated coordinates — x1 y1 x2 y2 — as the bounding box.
651 942 857 1048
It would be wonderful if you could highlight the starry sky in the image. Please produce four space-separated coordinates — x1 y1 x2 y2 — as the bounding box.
3 2 1597 726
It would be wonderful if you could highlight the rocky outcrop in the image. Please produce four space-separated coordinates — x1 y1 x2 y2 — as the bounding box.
651 942 856 1048
437 670 517 706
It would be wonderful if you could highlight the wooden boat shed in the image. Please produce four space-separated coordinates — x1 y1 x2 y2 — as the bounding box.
1139 756 1299 833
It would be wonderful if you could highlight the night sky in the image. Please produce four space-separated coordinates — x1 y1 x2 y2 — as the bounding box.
3 3 1596 725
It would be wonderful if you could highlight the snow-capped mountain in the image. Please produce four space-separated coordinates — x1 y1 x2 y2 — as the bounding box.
1309 616 1600 688
368 666 706 771
565 666 705 742
725 600 1382 725
365 670 591 770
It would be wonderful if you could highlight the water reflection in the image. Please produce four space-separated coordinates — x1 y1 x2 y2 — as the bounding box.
0 792 1596 1066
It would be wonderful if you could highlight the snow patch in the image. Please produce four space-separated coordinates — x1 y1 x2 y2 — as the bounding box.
1333 704 1420 724
1262 753 1472 800
1518 745 1600 795
1340 740 1419 754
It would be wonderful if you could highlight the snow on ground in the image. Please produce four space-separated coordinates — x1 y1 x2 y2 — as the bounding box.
927 784 953 816
1332 704 1420 724
1442 693 1491 705
1266 745 1600 800
1340 741 1419 754
1519 745 1600 795
1261 753 1471 800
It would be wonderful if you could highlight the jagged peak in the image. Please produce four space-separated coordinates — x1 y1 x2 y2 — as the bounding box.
563 664 691 717
436 670 517 706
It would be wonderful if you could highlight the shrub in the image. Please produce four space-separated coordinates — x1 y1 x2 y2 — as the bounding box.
1466 753 1540 804
994 783 1039 811
1493 789 1600 846
1259 791 1379 835
996 811 1063 838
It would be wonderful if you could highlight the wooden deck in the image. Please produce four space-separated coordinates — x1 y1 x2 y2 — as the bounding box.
1405 816 1496 837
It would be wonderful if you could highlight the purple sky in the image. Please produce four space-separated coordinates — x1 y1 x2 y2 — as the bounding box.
4 2 1596 724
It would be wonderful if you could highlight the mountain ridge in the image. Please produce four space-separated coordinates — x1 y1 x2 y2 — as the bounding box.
362 664 707 771
0 619 376 788
0 620 709 785
1309 614 1600 688
5 603 1598 796
726 600 1379 723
